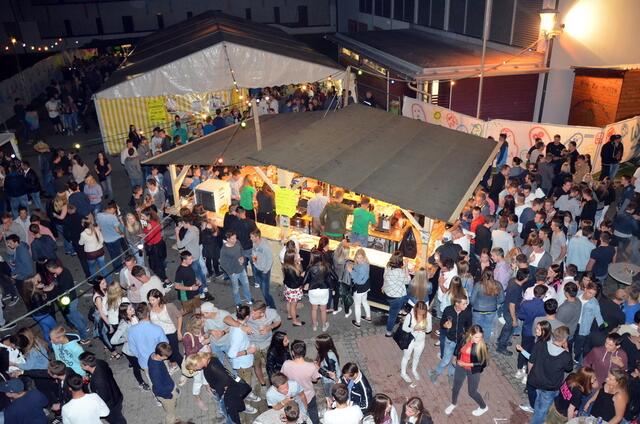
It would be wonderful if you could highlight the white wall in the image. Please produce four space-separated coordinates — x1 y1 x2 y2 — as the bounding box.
536 0 640 124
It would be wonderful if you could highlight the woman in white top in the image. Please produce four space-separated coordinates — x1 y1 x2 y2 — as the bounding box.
105 283 127 328
400 301 430 384
147 289 184 375
362 393 400 424
71 154 90 186
78 216 112 284
382 251 410 337
91 276 120 359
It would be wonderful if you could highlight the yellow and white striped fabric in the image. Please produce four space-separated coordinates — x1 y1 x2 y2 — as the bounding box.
96 88 247 155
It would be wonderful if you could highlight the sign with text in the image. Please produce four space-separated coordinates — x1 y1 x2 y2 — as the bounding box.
146 98 167 122
275 188 299 218
402 97 485 136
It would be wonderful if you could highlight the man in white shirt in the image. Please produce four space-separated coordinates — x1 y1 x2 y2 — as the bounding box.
451 227 471 254
131 265 167 303
120 139 137 165
324 383 363 424
61 373 110 424
45 95 64 134
150 127 164 155
227 305 261 405
566 226 595 272
266 372 307 414
306 186 329 235
491 217 515 255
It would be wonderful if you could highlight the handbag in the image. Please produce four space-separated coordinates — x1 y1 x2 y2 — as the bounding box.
393 314 414 350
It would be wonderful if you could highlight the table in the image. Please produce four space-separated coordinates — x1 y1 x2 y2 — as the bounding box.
608 262 640 286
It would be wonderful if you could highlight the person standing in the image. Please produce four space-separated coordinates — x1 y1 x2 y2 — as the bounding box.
123 149 143 189
323 383 363 424
496 269 528 356
444 325 490 417
79 351 126 424
61 373 110 424
78 217 111 283
251 229 276 309
600 134 624 180
173 251 202 314
319 190 353 241
0 378 49 424
248 300 282 387
175 215 207 298
220 230 253 307
96 201 125 274
307 186 329 235
347 248 371 328
304 250 331 332
228 305 263 405
350 197 376 247
21 160 42 211
47 261 89 341
400 301 430 384
140 207 168 284
527 326 574 424
148 342 180 424
127 303 169 379
4 165 28 218
282 340 322 424
239 176 257 221
382 251 410 337
94 151 113 199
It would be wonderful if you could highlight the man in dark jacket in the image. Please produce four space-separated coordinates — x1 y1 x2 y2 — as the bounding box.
600 134 624 180
21 160 42 210
67 181 91 218
319 190 353 241
79 351 126 424
527 326 574 424
4 165 28 219
62 204 90 277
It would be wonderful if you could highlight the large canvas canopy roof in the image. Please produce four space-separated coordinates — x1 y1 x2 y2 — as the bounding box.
146 105 500 223
95 11 344 99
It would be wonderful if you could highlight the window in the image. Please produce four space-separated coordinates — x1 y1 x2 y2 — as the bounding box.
187 11 193 19
156 14 164 30
394 0 415 22
298 6 308 26
359 0 373 14
489 0 515 44
512 0 543 48
465 0 486 38
362 57 386 75
448 0 465 34
430 0 445 29
96 17 104 35
245 8 252 21
375 0 391 18
274 7 280 24
341 47 360 61
122 16 134 33
418 0 431 25
64 19 73 36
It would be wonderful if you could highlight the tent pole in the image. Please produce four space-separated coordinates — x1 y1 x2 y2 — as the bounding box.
386 69 390 111
169 164 190 208
251 99 263 151
343 66 351 107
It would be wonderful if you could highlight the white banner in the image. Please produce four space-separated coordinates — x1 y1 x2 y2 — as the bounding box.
602 115 640 169
402 96 485 136
484 119 603 169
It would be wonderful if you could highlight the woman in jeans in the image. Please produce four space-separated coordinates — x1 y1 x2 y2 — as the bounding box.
22 274 57 346
348 248 371 328
148 289 185 380
315 333 341 400
469 269 504 341
444 325 489 417
91 276 120 358
78 216 111 283
141 206 168 283
110 302 150 390
382 250 410 337
94 151 113 200
83 175 103 215
50 192 75 255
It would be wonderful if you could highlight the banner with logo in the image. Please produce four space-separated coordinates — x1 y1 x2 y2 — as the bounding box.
402 96 485 136
602 116 640 167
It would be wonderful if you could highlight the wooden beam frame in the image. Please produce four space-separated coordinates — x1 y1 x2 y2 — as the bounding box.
252 166 277 192
169 164 191 208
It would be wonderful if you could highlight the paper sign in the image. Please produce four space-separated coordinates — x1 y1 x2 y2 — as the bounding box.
146 98 167 122
275 188 299 218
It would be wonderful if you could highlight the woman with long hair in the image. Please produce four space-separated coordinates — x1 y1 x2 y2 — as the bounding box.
91 276 119 358
315 333 341 399
456 261 475 299
517 320 553 410
140 206 168 283
124 212 145 266
400 301 430 384
348 248 371 328
407 268 430 307
266 331 291 383
546 366 597 423
469 269 504 340
478 249 494 274
15 327 49 370
256 184 276 225
50 191 75 255
333 239 351 317
363 393 400 424
239 175 256 221
584 369 629 424
282 251 305 327
22 274 57 345
109 302 150 390
106 283 127 331
304 249 330 332
444 324 489 417
79 216 111 283
200 218 221 278
182 313 211 411
71 154 89 187
147 289 184 376
382 250 410 336
400 397 434 424
94 151 113 199
128 125 142 147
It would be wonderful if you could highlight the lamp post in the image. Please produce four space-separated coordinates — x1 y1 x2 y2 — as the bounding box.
449 80 455 109
476 0 493 119
537 6 562 123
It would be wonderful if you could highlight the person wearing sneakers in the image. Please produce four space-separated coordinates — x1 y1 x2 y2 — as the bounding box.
247 300 282 387
527 325 574 424
220 230 253 308
429 295 472 386
444 325 489 417
400 301 429 384
347 248 371 328
148 342 181 424
227 305 262 406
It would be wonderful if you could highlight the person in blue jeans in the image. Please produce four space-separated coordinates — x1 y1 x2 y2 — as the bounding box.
219 231 253 307
470 270 505 341
429 295 472 384
22 274 57 345
496 269 528 356
250 229 276 308
47 261 89 341
527 325 574 424
96 202 125 274
381 251 410 336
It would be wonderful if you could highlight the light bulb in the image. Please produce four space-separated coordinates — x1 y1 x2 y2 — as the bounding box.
74 143 81 149
60 295 71 306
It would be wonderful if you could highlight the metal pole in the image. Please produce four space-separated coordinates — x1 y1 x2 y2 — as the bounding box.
251 99 262 151
537 36 554 123
386 70 390 111
476 0 493 119
343 65 351 108
449 81 454 109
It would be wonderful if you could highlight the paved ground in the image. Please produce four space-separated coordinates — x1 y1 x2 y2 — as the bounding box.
3 121 635 423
